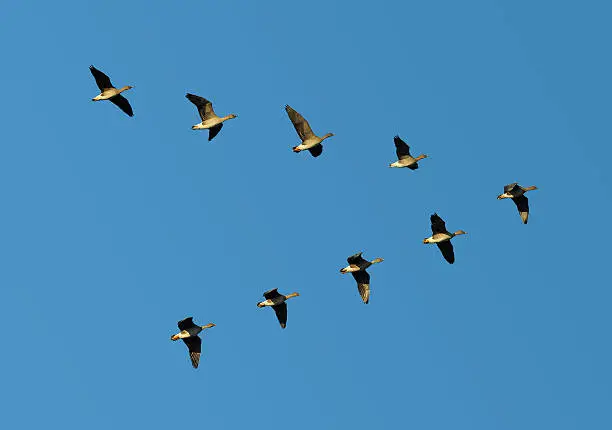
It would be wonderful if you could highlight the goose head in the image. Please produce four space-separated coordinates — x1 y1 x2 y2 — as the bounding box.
453 230 467 237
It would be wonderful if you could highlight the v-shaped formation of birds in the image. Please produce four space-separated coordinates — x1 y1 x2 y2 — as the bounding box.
90 65 539 369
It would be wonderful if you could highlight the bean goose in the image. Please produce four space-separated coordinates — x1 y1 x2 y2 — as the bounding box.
90 65 134 117
340 252 384 304
285 105 334 157
497 183 538 224
171 317 215 368
423 213 467 264
186 93 237 141
257 288 299 329
389 136 428 169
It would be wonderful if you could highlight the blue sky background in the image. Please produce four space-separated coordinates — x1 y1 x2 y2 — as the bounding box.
1 1 611 429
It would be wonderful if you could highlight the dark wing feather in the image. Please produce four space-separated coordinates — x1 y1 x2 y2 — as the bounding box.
352 271 371 304
347 252 366 265
308 144 323 157
436 241 455 264
430 213 448 235
208 123 223 141
90 65 113 91
272 303 288 328
182 336 202 368
504 183 519 194
186 93 215 121
285 105 314 141
109 94 133 117
393 135 411 160
512 195 529 224
178 317 197 331
263 288 282 300
407 163 419 170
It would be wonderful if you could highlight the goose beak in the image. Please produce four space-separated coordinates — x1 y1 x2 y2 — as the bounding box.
292 146 301 153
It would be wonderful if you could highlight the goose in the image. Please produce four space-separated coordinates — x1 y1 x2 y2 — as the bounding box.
186 93 237 141
89 65 134 117
389 135 428 169
170 317 215 368
257 288 299 328
285 105 334 157
497 183 538 224
340 252 384 304
423 213 467 264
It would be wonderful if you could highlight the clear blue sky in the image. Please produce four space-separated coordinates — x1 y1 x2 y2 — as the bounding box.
1 1 611 429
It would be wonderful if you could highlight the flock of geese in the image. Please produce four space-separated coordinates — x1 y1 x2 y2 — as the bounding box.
89 64 539 369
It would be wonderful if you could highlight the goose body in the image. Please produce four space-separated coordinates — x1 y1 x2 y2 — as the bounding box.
186 93 237 141
423 213 467 264
340 252 384 304
257 288 299 328
89 65 134 117
497 183 538 224
285 105 333 157
389 136 427 169
171 317 215 368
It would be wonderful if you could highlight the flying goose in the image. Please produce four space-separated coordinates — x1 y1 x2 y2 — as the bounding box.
89 65 134 117
497 183 538 224
423 213 467 264
340 252 384 304
171 317 215 368
257 288 299 329
186 93 237 141
285 105 334 157
389 136 428 169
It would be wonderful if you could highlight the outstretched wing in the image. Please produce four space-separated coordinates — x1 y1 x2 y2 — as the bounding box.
436 241 455 264
263 288 282 300
272 303 288 328
186 93 216 121
393 135 412 160
430 213 448 235
512 195 529 224
178 317 197 331
504 183 519 194
347 252 367 265
285 105 315 141
109 94 133 117
90 65 113 91
208 123 223 141
182 336 202 368
308 144 323 157
351 270 371 304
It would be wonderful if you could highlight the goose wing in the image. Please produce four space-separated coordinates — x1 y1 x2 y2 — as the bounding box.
512 195 529 224
393 135 412 160
308 144 323 157
263 288 282 300
208 123 223 141
89 65 114 91
430 213 448 235
186 93 217 121
436 241 455 264
182 336 202 368
272 303 288 328
347 252 367 266
351 270 371 304
110 94 133 117
178 317 197 331
285 105 315 141
504 183 519 194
